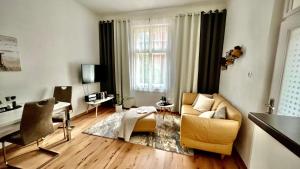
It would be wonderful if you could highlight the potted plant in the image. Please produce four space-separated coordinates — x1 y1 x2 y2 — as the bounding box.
115 94 123 112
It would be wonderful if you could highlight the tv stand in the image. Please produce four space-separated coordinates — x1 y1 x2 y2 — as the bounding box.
85 96 114 117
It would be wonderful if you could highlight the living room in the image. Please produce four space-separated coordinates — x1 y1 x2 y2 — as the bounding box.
0 0 299 169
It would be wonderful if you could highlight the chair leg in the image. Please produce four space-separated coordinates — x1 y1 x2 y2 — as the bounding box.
2 142 21 169
62 121 66 139
2 142 8 165
0 140 59 169
36 141 60 169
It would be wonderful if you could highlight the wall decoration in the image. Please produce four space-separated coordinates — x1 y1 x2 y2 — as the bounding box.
0 35 21 71
221 46 243 70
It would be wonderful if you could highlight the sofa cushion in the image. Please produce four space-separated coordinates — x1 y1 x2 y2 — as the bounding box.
217 102 242 126
193 94 215 112
211 93 226 111
199 111 215 118
181 105 201 116
213 106 227 119
192 94 213 107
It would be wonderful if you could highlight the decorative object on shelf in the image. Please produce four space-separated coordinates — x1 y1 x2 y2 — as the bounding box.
0 96 22 113
159 96 171 106
5 96 12 110
0 100 5 113
221 46 244 70
0 35 21 71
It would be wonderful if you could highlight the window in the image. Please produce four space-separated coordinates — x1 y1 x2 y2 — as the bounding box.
131 22 169 92
278 27 300 117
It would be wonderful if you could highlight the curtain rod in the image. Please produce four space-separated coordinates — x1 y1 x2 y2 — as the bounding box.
175 9 226 17
99 20 113 23
99 19 130 23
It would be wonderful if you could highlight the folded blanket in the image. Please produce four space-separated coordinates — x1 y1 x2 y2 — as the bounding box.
118 106 157 141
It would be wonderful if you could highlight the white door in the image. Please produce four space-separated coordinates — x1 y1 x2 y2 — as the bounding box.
269 2 300 117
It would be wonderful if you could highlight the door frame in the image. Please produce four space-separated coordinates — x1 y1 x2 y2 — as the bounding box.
284 0 300 18
269 11 300 113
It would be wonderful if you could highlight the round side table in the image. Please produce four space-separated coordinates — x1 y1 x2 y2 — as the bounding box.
156 102 174 120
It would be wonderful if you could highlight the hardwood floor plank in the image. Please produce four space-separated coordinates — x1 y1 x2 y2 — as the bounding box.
0 107 246 169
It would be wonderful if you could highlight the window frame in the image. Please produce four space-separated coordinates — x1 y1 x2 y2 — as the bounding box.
132 23 169 92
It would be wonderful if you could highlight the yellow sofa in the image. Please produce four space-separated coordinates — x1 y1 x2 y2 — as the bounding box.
180 93 242 156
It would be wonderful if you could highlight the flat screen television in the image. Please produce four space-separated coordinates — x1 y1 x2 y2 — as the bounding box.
81 64 106 84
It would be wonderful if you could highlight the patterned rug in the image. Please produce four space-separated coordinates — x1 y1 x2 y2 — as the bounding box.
83 111 194 156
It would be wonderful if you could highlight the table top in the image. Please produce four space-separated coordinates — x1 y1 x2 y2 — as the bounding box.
0 101 70 128
156 101 174 108
0 122 20 139
54 101 71 110
0 101 71 139
86 96 114 105
249 112 300 157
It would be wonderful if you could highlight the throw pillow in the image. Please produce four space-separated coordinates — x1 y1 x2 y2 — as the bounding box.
192 94 213 107
199 111 215 118
213 106 227 119
193 94 215 112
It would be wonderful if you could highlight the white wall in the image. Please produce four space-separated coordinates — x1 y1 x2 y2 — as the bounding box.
219 0 284 167
100 1 226 108
0 0 99 118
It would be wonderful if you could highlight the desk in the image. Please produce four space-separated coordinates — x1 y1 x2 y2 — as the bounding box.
0 102 71 141
86 96 114 117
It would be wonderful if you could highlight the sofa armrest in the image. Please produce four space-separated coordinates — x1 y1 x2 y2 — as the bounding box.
182 93 198 105
181 115 240 144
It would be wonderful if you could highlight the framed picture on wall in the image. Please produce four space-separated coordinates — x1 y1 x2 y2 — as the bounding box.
0 35 21 71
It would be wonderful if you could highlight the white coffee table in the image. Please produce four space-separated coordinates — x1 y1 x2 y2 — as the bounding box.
156 102 174 120
86 96 114 117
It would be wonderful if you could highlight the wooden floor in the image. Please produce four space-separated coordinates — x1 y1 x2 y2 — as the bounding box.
0 107 246 169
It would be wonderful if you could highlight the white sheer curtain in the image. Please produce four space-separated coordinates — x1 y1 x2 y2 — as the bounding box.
130 18 174 93
114 20 131 101
114 16 200 111
172 14 201 112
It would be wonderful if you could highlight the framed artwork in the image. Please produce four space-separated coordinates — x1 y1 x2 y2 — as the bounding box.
0 35 21 71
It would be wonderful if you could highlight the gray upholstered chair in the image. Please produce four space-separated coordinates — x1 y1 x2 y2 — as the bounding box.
0 98 59 168
52 86 73 139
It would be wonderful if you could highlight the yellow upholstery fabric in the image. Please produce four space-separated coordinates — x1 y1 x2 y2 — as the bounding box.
133 113 156 132
211 93 226 111
182 93 198 105
181 105 202 116
217 101 242 127
180 93 242 155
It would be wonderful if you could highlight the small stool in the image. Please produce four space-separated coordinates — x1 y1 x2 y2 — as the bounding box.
133 113 156 132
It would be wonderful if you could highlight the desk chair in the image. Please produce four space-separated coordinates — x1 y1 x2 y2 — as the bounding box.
52 86 73 139
0 98 59 168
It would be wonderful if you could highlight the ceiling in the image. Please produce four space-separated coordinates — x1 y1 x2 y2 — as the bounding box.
75 0 224 15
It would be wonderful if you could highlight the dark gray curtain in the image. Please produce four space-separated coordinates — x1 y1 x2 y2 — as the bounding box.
99 21 116 95
197 10 226 94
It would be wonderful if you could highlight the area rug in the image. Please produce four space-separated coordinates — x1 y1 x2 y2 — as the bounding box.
83 111 194 156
